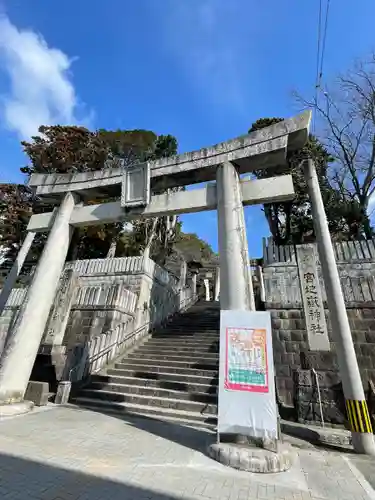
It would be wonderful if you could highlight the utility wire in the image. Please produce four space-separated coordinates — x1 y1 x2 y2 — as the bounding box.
313 0 331 133
314 0 323 97
319 0 331 85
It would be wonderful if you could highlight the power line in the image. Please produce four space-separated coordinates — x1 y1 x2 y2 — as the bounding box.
318 0 331 87
313 0 323 133
313 0 331 133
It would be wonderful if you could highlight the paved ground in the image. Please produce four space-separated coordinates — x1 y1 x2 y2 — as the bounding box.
0 405 374 500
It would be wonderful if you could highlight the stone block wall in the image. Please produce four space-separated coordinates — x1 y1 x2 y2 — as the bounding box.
62 281 137 349
262 238 375 425
0 256 180 349
271 307 375 423
1 255 195 387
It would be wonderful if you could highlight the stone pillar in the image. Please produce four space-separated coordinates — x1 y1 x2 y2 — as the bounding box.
204 278 210 301
191 272 197 297
179 260 187 289
0 192 77 408
257 265 266 302
214 266 220 301
216 162 250 310
0 231 36 315
304 158 375 455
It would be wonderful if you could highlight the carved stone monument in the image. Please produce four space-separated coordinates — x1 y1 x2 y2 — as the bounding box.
296 244 329 351
42 269 79 347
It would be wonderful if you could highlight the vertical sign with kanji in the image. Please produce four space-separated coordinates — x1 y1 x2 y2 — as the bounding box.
296 244 330 351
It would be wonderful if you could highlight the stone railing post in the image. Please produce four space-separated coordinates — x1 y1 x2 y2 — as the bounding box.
0 231 36 315
204 278 211 301
191 272 198 297
214 266 220 301
257 265 265 302
179 260 187 289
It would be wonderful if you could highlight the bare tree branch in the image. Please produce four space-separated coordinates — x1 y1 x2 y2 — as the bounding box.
294 53 375 237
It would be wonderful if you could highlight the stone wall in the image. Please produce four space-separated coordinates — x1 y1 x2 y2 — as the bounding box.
0 288 27 353
1 255 196 386
262 238 375 425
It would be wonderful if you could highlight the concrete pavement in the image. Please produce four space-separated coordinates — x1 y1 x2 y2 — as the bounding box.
0 404 373 500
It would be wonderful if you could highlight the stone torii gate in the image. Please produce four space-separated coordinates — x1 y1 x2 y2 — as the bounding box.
0 112 311 416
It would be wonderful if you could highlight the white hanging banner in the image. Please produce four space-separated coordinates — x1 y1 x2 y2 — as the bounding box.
218 310 278 440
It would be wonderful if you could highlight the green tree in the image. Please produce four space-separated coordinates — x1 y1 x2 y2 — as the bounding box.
173 231 217 265
0 184 33 263
249 118 370 244
0 183 55 270
19 126 179 262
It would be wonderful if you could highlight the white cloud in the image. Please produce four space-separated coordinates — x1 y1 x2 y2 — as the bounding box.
0 14 91 140
158 0 251 114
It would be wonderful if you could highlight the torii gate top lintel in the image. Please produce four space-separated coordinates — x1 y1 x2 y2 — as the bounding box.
28 111 311 200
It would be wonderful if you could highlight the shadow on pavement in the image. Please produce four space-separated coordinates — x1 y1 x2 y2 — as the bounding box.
72 404 215 454
0 450 189 500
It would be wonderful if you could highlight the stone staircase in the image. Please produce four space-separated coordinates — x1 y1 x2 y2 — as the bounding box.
71 301 220 428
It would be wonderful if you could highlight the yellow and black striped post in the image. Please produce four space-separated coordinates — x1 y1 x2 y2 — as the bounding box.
346 399 373 434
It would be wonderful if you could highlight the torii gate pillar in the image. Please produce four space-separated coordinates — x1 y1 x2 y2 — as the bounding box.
217 162 255 311
0 192 77 411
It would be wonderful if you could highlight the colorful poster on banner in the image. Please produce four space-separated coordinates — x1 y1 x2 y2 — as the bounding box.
224 327 268 393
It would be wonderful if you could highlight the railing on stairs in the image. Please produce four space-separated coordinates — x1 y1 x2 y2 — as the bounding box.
67 292 198 385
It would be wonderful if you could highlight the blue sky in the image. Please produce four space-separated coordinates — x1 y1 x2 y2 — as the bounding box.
0 0 374 257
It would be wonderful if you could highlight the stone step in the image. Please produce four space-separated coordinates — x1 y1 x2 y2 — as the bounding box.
138 346 219 356
78 389 218 414
114 362 218 377
170 325 217 328
126 352 219 363
168 324 219 328
70 398 218 429
106 368 218 386
118 357 219 370
153 330 219 336
152 335 219 341
87 381 217 404
145 339 218 347
171 314 219 319
141 340 219 350
147 338 219 347
165 313 217 318
166 323 220 335
161 324 219 329
144 345 218 353
72 302 222 428
91 374 218 393
174 320 219 324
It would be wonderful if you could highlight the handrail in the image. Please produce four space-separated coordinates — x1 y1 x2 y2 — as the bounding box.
312 368 325 428
68 291 197 382
68 320 148 381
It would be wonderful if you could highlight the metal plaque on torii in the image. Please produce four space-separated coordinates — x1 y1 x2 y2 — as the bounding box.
121 162 151 208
